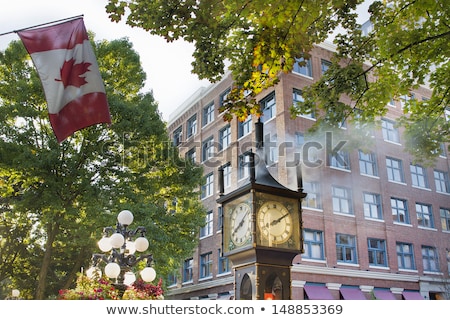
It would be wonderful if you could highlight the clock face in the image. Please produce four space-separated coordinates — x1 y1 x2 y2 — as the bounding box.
231 203 252 246
257 200 293 245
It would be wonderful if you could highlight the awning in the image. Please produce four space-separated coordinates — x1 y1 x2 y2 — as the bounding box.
374 289 396 300
340 287 366 300
304 285 334 300
402 291 424 300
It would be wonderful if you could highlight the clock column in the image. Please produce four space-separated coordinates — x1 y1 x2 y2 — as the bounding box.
217 120 306 300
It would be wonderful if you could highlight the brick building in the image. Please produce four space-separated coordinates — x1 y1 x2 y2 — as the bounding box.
166 41 450 300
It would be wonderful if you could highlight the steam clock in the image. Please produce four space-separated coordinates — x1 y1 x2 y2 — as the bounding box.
218 122 306 300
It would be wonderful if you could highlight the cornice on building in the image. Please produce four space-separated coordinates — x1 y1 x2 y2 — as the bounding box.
292 264 420 282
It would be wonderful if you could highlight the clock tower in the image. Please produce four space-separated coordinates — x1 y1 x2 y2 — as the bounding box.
218 121 306 300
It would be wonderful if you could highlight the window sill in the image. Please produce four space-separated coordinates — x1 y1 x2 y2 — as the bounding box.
388 180 407 186
418 226 437 232
333 212 355 218
360 173 380 179
412 185 431 191
393 222 413 227
199 276 213 282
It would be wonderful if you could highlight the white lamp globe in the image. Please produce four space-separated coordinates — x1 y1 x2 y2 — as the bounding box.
104 262 121 279
140 267 156 282
11 289 20 298
110 233 125 248
86 266 102 279
124 271 136 286
126 241 136 255
134 237 149 252
98 237 112 252
118 210 133 226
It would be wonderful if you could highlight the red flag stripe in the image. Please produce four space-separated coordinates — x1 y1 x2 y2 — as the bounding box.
48 92 111 142
18 18 87 54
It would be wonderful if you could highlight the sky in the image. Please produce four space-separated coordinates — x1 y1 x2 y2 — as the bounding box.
0 0 373 122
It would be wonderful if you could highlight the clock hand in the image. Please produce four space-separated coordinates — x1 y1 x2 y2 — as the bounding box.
232 211 249 234
269 213 289 226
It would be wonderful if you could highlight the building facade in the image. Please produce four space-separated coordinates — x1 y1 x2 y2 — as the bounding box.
166 42 450 300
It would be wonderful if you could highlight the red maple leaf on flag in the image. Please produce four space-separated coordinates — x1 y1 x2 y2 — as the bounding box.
55 58 92 88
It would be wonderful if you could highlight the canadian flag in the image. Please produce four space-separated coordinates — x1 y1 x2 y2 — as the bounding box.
18 18 111 143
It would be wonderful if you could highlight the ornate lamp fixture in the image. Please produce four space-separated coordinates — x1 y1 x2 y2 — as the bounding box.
86 210 156 293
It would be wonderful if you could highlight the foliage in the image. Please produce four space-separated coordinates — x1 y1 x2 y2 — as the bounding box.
105 0 449 162
57 274 164 300
293 0 450 163
106 0 362 120
122 278 164 300
0 36 205 299
58 274 120 300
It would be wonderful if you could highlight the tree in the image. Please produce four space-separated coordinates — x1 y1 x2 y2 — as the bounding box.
0 36 205 299
105 0 449 162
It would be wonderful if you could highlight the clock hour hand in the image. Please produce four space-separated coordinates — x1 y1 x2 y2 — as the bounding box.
269 213 289 226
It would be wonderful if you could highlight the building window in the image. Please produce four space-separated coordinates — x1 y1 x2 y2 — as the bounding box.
186 148 196 163
202 137 214 162
238 152 251 180
260 92 276 123
416 203 434 229
183 258 193 283
336 233 357 264
368 238 387 267
293 57 312 77
187 114 197 138
201 173 214 199
447 250 450 274
381 118 400 143
397 242 416 270
332 186 353 215
219 125 231 151
173 126 182 146
391 197 410 224
321 59 332 74
303 181 322 209
434 170 450 193
200 210 213 237
200 252 213 279
329 150 351 170
422 246 440 272
267 134 278 165
218 249 230 274
410 164 428 188
400 92 415 109
238 115 252 138
440 208 450 232
439 142 447 157
386 157 405 183
167 271 177 286
202 102 214 126
302 229 324 260
359 150 378 176
222 162 232 189
293 88 315 119
363 192 383 220
219 88 231 107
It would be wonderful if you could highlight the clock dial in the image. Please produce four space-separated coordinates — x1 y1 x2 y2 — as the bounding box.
258 201 293 245
231 203 252 246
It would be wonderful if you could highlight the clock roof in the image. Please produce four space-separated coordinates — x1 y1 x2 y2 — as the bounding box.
217 120 306 203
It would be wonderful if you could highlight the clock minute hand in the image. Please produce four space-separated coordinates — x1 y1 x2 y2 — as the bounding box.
269 213 289 226
233 212 249 234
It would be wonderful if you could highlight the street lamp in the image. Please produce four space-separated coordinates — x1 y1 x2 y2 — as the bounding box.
87 210 156 294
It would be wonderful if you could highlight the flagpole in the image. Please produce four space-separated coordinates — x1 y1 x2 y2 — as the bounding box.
0 15 84 37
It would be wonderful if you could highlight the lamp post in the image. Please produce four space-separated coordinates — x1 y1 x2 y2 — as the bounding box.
87 210 156 295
